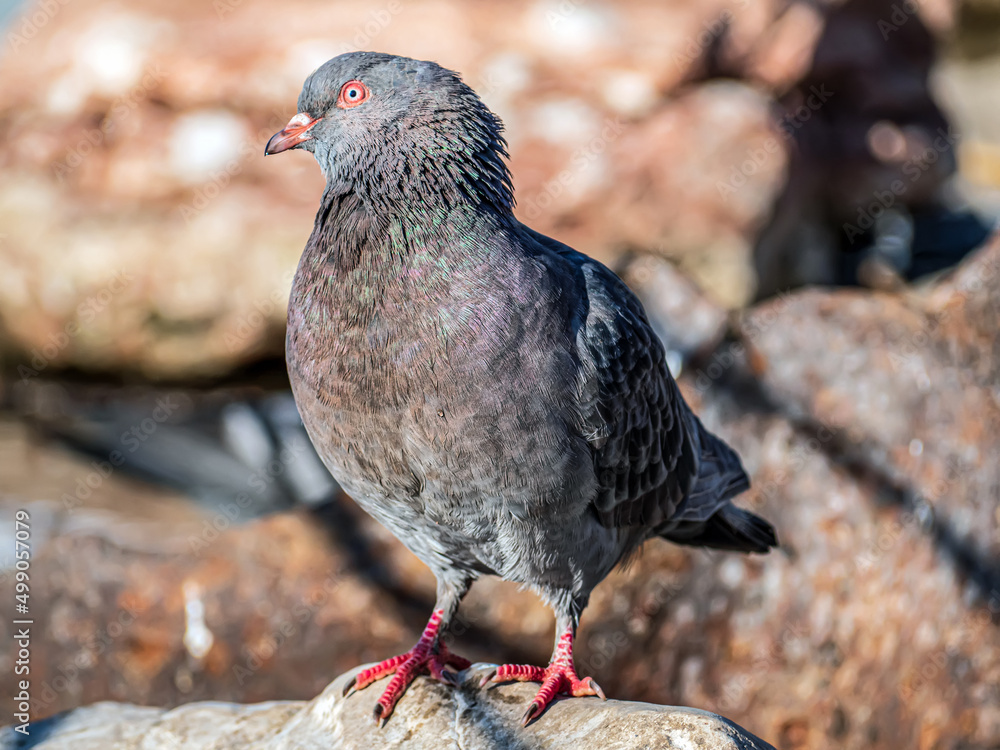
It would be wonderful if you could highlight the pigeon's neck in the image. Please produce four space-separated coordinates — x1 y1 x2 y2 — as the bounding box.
301 182 508 282
368 137 514 220
298 106 517 294
319 98 515 223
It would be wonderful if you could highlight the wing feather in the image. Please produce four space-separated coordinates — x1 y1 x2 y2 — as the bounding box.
520 225 700 530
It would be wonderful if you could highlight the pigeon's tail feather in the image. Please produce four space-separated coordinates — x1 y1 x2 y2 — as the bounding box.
658 413 777 554
663 505 777 553
727 506 779 552
680 411 751 510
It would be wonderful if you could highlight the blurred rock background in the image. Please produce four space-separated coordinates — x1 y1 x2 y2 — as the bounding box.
1 0 999 748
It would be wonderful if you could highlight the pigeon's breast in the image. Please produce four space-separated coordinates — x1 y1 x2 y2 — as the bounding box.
285 281 431 499
284 254 604 578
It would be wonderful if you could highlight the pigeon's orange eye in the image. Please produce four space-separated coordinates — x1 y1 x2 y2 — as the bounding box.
337 80 370 109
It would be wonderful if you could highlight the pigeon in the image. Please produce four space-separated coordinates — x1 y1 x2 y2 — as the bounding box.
266 51 777 726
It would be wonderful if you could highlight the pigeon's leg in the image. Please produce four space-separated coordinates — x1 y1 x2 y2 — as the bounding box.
343 576 472 726
480 607 605 725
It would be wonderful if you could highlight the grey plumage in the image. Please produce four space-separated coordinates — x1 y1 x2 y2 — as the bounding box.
270 50 776 721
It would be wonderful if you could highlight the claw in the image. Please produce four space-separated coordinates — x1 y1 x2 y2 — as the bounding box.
344 612 472 727
478 668 498 689
521 700 543 726
437 668 457 686
490 649 604 723
427 651 462 686
343 675 358 698
372 702 387 728
586 677 606 700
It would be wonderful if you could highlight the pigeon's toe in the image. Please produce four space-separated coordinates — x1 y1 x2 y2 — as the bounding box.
346 641 471 724
484 659 605 725
482 663 547 687
522 665 604 725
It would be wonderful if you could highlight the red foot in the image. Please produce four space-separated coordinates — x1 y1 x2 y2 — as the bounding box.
480 626 605 724
343 609 471 726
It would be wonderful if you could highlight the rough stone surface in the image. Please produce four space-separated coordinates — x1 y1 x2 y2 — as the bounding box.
0 666 775 750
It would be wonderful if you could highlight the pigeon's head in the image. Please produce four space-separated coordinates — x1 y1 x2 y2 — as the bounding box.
266 52 514 214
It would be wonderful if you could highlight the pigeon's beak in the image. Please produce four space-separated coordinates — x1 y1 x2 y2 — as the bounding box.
265 113 320 155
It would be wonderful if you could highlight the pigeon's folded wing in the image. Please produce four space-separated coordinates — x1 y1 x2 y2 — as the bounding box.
520 225 698 531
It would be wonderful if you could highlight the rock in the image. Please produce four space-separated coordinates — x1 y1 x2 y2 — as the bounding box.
692 229 1000 748
1 666 775 750
740 230 1000 572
